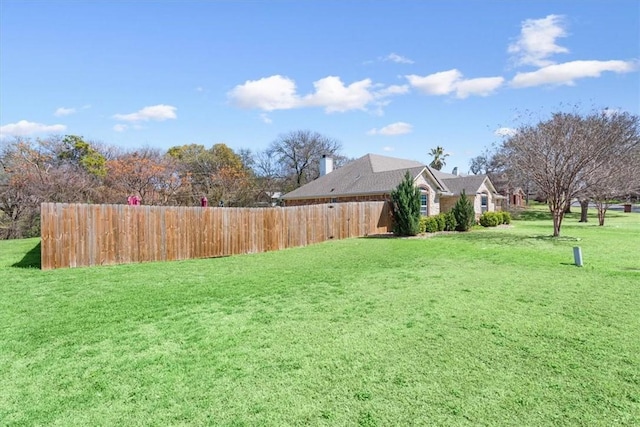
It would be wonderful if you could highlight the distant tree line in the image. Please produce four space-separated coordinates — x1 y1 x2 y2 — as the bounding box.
0 130 347 239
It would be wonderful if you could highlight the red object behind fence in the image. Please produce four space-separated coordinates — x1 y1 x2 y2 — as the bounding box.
127 195 141 206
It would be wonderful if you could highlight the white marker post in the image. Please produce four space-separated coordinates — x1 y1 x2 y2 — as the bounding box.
573 247 583 267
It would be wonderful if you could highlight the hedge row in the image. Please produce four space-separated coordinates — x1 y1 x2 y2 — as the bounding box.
479 211 511 227
419 212 457 233
418 210 511 233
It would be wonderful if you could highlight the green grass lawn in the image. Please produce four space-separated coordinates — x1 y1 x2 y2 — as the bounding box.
1 208 639 426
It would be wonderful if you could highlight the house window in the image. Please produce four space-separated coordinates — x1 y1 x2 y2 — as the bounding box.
420 191 429 216
481 194 488 213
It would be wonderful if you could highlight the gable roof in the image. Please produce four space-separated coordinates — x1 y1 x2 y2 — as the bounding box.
432 169 497 195
282 153 449 200
442 175 493 195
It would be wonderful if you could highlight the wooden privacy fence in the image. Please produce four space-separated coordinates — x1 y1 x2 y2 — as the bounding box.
40 202 393 270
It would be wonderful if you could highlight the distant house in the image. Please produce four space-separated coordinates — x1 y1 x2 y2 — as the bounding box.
507 187 527 208
281 153 502 217
254 191 282 207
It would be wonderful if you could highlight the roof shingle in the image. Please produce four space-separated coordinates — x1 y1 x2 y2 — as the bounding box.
281 153 493 200
283 154 445 200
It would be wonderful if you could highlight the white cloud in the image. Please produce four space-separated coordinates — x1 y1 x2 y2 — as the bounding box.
508 14 569 67
54 105 90 117
113 124 128 132
229 75 406 114
260 113 273 124
54 107 76 117
406 69 504 98
374 84 410 97
303 76 374 113
382 146 395 152
494 127 517 137
383 53 414 64
454 77 505 99
406 70 462 96
228 75 300 111
367 122 413 136
0 120 66 138
113 104 177 122
511 60 637 88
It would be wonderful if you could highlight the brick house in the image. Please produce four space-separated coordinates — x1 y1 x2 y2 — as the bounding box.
281 153 502 217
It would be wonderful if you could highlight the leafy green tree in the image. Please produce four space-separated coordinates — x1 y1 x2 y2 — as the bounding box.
58 135 107 178
428 146 449 171
390 171 421 236
167 143 254 206
452 190 475 231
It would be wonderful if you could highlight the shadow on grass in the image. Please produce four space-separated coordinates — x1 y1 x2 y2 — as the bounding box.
363 233 395 239
452 230 582 246
513 209 552 221
530 235 581 242
452 231 531 244
560 262 582 267
12 241 41 269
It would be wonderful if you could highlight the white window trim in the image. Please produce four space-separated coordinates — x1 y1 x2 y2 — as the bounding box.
420 188 429 216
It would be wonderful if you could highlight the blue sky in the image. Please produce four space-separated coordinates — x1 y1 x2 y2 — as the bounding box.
1 0 638 173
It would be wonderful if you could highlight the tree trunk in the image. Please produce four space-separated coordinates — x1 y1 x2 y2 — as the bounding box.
579 199 589 222
598 206 606 226
552 209 563 237
594 200 609 226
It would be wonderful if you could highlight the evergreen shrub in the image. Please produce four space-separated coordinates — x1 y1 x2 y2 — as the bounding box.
391 172 421 236
452 190 475 231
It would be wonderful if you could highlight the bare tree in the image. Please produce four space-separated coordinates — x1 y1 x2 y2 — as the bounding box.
268 130 342 190
503 110 640 236
470 144 534 208
251 148 282 203
586 143 640 225
0 136 107 238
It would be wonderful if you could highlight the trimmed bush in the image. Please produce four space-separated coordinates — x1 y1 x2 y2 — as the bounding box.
452 190 475 232
479 211 501 227
443 212 457 231
419 217 428 233
423 217 439 233
419 212 460 234
501 211 512 224
419 213 451 233
479 211 512 227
